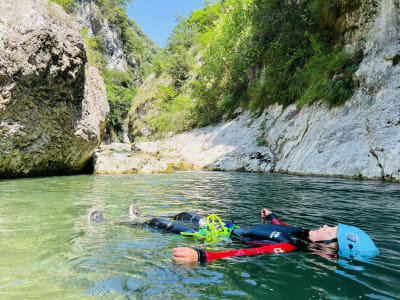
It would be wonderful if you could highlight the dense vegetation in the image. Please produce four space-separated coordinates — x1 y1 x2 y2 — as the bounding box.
50 0 77 13
150 0 364 130
101 69 136 139
52 0 366 141
50 0 158 141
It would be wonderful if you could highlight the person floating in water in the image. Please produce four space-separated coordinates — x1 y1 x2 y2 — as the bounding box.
173 208 379 264
89 206 379 265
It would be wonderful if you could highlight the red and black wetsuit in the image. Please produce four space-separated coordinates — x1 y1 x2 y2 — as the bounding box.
196 213 311 263
130 211 312 263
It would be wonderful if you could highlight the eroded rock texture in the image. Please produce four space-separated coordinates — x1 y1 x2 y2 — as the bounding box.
0 0 109 177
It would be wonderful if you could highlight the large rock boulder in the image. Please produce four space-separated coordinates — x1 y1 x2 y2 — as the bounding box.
0 0 109 177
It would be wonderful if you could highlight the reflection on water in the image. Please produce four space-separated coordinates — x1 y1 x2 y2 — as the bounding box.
0 172 399 299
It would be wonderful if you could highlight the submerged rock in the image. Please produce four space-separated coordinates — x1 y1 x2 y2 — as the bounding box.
0 0 109 177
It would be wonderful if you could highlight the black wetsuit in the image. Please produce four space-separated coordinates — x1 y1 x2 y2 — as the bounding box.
117 211 201 234
144 212 201 234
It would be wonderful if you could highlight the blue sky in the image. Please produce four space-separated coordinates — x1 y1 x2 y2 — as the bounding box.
126 0 206 48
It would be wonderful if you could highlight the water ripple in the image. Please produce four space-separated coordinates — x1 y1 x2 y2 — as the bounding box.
0 173 399 299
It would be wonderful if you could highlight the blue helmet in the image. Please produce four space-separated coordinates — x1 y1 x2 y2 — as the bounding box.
337 223 379 259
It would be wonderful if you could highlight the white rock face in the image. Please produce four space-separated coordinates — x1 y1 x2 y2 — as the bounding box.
96 0 399 181
94 111 273 174
0 0 109 177
75 0 128 71
136 111 273 172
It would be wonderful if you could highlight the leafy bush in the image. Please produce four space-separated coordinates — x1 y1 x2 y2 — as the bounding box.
156 84 178 101
309 0 362 30
146 86 193 137
101 70 136 137
192 79 224 126
81 27 108 69
49 0 76 13
152 51 168 77
166 49 193 89
297 44 363 106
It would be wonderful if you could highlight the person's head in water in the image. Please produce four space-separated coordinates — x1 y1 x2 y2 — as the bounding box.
309 223 379 259
262 208 378 259
309 224 338 244
307 225 339 258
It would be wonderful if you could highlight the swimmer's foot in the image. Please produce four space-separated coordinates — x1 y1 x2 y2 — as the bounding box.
129 204 141 218
88 210 106 222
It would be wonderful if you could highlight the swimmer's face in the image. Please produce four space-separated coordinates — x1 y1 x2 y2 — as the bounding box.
309 225 338 242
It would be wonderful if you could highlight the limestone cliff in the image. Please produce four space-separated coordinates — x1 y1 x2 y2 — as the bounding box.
74 0 158 77
95 0 399 181
0 0 109 177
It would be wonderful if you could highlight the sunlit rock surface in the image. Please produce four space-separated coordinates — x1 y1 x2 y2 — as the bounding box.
94 111 273 174
0 0 109 177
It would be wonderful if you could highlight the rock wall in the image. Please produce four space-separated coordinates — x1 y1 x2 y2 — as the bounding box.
94 111 272 174
75 0 128 71
94 0 399 181
74 0 158 74
0 0 109 178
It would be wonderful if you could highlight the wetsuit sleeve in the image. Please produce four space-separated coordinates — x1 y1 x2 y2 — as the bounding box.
267 213 292 226
198 243 296 263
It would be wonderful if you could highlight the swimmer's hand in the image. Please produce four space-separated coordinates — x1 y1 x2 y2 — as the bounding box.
261 208 272 219
173 247 198 264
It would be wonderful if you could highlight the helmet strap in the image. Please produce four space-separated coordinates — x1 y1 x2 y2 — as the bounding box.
315 238 338 244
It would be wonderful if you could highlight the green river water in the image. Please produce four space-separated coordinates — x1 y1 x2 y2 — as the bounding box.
0 172 399 299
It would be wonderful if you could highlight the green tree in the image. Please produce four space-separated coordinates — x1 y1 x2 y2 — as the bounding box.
49 0 76 13
102 70 136 137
